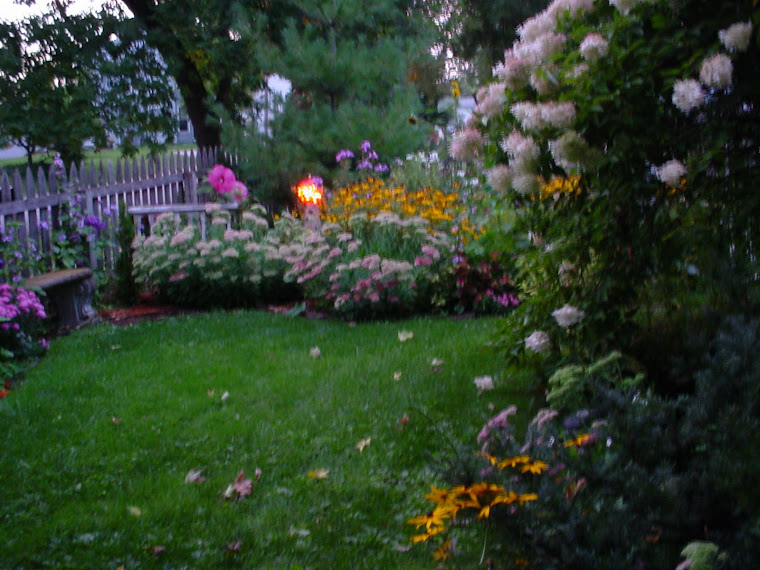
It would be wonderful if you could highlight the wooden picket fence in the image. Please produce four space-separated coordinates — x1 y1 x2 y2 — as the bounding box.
0 147 225 278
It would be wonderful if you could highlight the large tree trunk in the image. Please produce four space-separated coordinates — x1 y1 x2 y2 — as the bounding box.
120 0 222 148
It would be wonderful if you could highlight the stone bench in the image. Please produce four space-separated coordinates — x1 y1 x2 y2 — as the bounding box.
24 268 97 328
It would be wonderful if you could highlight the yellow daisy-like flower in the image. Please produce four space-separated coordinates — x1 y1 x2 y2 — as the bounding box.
518 493 539 505
520 461 549 475
476 451 498 465
408 511 447 531
433 539 453 561
491 490 518 506
497 455 531 469
410 526 445 543
425 486 454 505
563 433 593 448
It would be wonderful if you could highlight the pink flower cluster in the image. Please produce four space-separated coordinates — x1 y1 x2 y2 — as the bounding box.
478 405 518 450
0 284 46 331
207 164 249 204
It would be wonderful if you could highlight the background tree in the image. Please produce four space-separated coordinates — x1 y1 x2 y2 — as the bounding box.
118 0 297 149
223 0 434 209
0 4 176 165
445 0 550 82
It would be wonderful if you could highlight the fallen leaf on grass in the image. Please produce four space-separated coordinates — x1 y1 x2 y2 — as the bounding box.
288 526 311 537
393 371 402 381
111 416 121 425
307 468 329 480
207 389 215 398
226 541 242 552
184 469 205 484
397 330 414 342
309 346 321 359
127 506 142 517
356 437 371 453
220 391 230 403
430 357 444 368
224 471 253 500
151 545 166 556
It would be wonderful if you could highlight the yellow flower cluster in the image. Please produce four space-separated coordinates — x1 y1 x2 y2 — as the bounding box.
538 175 582 200
408 454 546 550
323 177 479 239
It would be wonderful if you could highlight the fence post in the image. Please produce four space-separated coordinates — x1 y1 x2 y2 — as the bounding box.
183 170 198 204
84 185 98 270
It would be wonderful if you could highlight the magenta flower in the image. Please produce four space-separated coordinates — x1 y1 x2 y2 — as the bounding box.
230 181 248 203
208 164 237 194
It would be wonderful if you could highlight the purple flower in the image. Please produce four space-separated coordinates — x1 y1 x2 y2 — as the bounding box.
360 140 372 154
335 149 355 162
373 163 389 172
84 215 106 234
38 220 50 231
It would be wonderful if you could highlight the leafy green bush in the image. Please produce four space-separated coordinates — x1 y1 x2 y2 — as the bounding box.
454 0 759 372
411 313 760 569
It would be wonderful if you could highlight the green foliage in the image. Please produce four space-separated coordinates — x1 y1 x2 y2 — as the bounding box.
222 0 431 210
461 0 760 378
419 313 760 568
0 6 176 165
546 351 643 410
120 0 298 147
112 202 137 307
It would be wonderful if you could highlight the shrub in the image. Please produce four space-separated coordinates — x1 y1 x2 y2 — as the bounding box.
455 0 760 372
411 314 760 569
0 284 48 383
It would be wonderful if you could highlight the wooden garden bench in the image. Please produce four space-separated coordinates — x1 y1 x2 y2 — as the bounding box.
24 268 97 328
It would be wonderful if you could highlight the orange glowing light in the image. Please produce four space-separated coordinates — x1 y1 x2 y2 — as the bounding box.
296 177 324 206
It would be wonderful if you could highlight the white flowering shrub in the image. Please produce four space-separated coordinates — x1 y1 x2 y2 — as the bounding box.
455 0 759 364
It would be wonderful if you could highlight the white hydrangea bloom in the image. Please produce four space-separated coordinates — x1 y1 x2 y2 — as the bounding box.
609 0 641 15
486 164 513 194
511 102 543 131
476 83 507 119
672 79 706 113
549 130 592 171
579 33 609 63
503 131 540 171
699 54 733 88
511 101 576 131
552 304 585 327
655 160 686 187
530 65 559 95
525 330 552 353
718 21 753 52
514 32 567 65
512 173 540 195
473 375 495 393
493 54 534 91
541 101 576 129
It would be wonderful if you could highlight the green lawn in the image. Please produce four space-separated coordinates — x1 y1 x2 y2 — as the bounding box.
0 144 198 172
0 311 539 569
